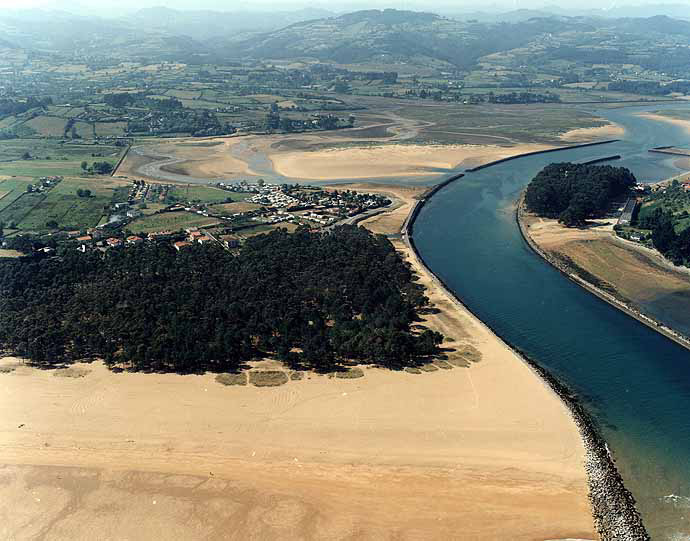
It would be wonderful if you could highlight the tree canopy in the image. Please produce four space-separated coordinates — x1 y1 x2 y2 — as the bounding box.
0 226 443 373
525 162 636 226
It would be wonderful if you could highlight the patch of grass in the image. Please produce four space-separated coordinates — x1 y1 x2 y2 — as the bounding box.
166 185 235 204
335 367 365 379
241 222 298 237
447 358 471 368
128 211 219 234
0 366 16 373
0 140 123 177
0 177 32 212
53 366 91 378
290 371 304 380
419 363 439 372
216 372 247 386
432 360 453 370
23 115 67 137
16 176 126 232
210 201 262 214
249 370 289 387
404 367 422 374
458 345 482 363
0 192 45 226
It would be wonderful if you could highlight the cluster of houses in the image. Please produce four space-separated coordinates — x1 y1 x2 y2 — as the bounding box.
172 227 214 251
68 225 226 254
68 228 146 252
128 180 171 204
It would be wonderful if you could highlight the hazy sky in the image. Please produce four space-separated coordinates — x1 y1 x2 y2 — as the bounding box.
0 0 689 15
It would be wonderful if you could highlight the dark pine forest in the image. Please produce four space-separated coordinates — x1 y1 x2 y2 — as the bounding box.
0 226 443 373
525 162 636 226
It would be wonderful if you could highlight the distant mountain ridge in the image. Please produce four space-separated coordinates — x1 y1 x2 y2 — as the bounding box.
1 6 690 72
222 9 584 68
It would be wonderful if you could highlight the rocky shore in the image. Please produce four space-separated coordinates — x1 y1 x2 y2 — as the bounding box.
403 173 650 540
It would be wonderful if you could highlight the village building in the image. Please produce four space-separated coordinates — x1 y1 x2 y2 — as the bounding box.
173 241 192 251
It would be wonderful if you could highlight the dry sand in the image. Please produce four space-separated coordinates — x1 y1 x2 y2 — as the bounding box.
271 143 550 180
0 184 596 541
559 122 625 143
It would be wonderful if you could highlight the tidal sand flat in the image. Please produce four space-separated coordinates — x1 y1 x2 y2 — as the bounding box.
636 112 690 135
116 123 554 184
270 143 551 180
559 122 625 143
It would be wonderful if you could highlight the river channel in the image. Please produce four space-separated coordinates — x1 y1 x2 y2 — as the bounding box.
414 103 690 540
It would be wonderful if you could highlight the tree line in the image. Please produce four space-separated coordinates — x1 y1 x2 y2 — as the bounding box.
636 198 690 266
0 226 443 373
525 162 636 226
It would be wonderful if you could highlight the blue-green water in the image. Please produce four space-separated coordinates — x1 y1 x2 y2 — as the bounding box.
413 104 690 540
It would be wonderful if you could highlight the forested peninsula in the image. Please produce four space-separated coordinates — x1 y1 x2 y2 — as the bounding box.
0 226 443 373
525 162 636 226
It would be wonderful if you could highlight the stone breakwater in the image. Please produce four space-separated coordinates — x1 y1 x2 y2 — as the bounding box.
403 166 651 540
516 350 650 541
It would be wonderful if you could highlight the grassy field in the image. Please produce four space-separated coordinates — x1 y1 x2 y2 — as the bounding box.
210 202 262 214
166 185 236 204
0 140 125 177
398 103 605 145
0 192 45 226
23 115 67 137
0 177 33 213
14 177 127 231
128 211 220 234
240 222 298 237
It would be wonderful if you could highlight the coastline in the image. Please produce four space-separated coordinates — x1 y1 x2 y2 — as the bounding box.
516 194 690 354
401 155 650 539
1 173 601 539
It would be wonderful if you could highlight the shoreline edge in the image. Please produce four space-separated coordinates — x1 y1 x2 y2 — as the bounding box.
402 141 650 540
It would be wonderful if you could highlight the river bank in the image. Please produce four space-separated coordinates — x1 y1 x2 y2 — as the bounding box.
517 196 690 353
399 179 649 540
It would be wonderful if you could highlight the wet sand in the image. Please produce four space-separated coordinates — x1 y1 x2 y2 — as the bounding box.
560 123 625 143
636 113 690 136
117 134 551 184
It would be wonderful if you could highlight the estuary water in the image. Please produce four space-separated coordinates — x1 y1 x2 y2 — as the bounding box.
413 103 690 540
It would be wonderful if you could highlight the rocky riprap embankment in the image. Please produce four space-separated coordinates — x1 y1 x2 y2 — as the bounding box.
523 356 650 540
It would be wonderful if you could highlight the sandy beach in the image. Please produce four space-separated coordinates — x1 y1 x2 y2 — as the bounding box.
271 143 550 180
1 184 595 540
559 122 625 143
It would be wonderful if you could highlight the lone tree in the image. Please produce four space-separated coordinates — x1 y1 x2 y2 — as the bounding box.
81 161 88 171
